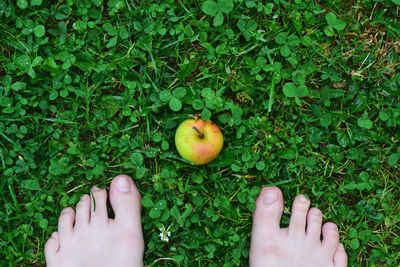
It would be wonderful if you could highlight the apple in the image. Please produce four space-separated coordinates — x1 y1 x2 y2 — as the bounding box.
175 118 224 165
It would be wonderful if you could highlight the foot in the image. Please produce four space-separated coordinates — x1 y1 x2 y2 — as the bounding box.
44 174 144 267
250 187 348 267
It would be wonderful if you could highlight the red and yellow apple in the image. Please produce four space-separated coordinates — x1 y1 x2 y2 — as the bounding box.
175 118 223 165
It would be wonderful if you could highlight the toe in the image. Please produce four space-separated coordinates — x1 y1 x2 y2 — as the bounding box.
288 194 310 237
333 243 348 267
306 207 323 242
90 186 109 224
58 207 75 240
109 174 142 230
44 231 60 260
322 222 340 256
250 186 284 255
74 194 91 229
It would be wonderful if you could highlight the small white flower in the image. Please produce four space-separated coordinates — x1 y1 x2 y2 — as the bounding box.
159 225 172 242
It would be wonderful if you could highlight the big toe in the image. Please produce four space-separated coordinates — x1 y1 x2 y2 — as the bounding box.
109 174 142 231
251 186 284 244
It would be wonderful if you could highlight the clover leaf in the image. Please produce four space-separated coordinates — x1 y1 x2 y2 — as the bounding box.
275 33 300 57
33 25 45 37
283 83 309 98
357 116 373 129
324 12 347 36
159 88 187 112
17 0 28 9
202 0 233 27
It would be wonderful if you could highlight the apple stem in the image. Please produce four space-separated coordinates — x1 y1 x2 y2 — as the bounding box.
192 126 205 139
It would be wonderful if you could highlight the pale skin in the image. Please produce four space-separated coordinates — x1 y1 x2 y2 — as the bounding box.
45 175 348 267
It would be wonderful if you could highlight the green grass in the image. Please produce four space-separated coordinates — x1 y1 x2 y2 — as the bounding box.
1 0 399 266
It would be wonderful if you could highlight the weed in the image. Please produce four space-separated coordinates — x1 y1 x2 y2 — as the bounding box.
0 0 399 266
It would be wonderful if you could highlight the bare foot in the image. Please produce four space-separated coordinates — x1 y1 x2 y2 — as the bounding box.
45 174 144 267
250 186 348 267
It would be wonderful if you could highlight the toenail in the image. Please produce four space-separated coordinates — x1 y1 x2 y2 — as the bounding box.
61 208 71 214
330 224 338 231
116 176 131 193
92 186 102 192
339 243 345 250
299 194 309 203
51 232 58 238
312 209 321 215
262 188 278 204
81 194 89 201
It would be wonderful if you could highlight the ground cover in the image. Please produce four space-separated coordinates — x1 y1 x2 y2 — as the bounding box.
0 0 399 266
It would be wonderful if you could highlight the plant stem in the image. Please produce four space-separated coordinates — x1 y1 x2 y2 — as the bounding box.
192 126 205 139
